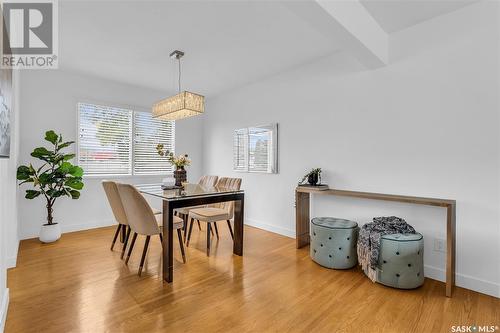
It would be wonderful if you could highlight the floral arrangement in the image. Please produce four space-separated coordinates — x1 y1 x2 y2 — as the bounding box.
156 144 191 169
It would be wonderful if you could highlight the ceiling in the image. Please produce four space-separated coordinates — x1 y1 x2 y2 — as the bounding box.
59 0 478 97
59 1 337 97
360 0 477 33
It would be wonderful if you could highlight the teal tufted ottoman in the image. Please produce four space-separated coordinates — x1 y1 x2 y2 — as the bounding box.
375 233 425 289
310 217 359 269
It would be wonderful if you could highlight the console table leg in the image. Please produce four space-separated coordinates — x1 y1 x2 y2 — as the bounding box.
446 203 456 297
296 191 310 249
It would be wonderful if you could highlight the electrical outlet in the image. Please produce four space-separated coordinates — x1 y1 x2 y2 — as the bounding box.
433 238 446 253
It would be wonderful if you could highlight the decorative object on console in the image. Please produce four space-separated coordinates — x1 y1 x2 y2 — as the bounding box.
310 217 359 269
16 130 84 243
156 144 191 186
152 50 204 121
299 168 322 186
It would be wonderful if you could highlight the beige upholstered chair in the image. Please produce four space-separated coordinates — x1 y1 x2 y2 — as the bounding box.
187 177 242 256
116 183 186 276
102 181 132 259
102 181 162 259
175 175 219 236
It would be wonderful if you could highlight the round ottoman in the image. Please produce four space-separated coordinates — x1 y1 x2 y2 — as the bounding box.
310 217 359 269
375 233 424 289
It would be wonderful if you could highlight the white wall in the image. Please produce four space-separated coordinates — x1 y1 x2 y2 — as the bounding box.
0 69 20 332
18 70 203 239
202 2 500 297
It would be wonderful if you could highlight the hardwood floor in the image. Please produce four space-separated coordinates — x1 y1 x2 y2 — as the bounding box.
6 225 499 333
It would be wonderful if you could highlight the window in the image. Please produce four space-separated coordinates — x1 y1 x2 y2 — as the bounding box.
133 111 175 175
233 123 278 173
77 103 175 176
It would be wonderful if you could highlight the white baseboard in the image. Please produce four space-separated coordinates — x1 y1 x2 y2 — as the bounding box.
21 219 115 240
245 218 295 238
60 219 115 234
0 288 9 333
424 264 499 298
6 257 17 270
6 240 19 269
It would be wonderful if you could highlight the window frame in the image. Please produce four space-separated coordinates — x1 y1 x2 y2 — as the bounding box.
76 101 175 178
233 123 278 174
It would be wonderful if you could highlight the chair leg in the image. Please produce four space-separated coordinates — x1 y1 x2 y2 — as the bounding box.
213 222 219 239
120 224 126 243
186 218 194 247
110 224 121 250
125 232 138 265
206 223 211 256
208 220 214 236
183 214 188 241
120 226 131 259
197 220 202 230
226 220 234 240
138 235 150 276
177 229 186 263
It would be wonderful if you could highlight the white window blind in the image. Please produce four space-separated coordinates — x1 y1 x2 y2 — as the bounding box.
78 103 132 176
133 111 175 175
233 128 248 172
233 123 278 174
77 103 175 176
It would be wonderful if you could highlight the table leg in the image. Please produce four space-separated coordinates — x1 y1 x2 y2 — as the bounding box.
296 191 310 249
233 195 244 256
162 200 174 283
446 203 456 297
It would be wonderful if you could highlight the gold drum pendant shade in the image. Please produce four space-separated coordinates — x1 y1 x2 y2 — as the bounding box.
153 50 204 121
152 91 204 121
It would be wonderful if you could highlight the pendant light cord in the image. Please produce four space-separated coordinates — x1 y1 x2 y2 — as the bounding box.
178 57 181 93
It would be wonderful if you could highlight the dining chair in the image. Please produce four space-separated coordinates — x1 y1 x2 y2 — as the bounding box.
187 177 242 256
102 180 133 259
175 175 219 237
116 183 186 276
102 181 162 259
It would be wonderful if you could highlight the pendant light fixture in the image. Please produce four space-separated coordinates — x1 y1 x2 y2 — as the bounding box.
152 50 204 121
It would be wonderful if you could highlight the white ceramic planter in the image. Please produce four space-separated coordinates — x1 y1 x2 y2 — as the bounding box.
39 223 61 243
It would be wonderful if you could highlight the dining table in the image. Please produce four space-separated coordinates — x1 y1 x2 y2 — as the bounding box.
136 183 245 283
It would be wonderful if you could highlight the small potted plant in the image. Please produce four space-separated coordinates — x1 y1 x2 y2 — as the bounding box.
299 168 322 186
156 144 191 187
17 130 84 243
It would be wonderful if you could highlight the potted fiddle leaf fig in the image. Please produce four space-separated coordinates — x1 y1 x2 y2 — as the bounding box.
17 130 84 243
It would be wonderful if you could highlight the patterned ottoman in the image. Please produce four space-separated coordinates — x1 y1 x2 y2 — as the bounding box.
310 217 359 269
375 233 424 289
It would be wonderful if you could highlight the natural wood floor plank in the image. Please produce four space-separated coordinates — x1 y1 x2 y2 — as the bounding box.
6 225 500 332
